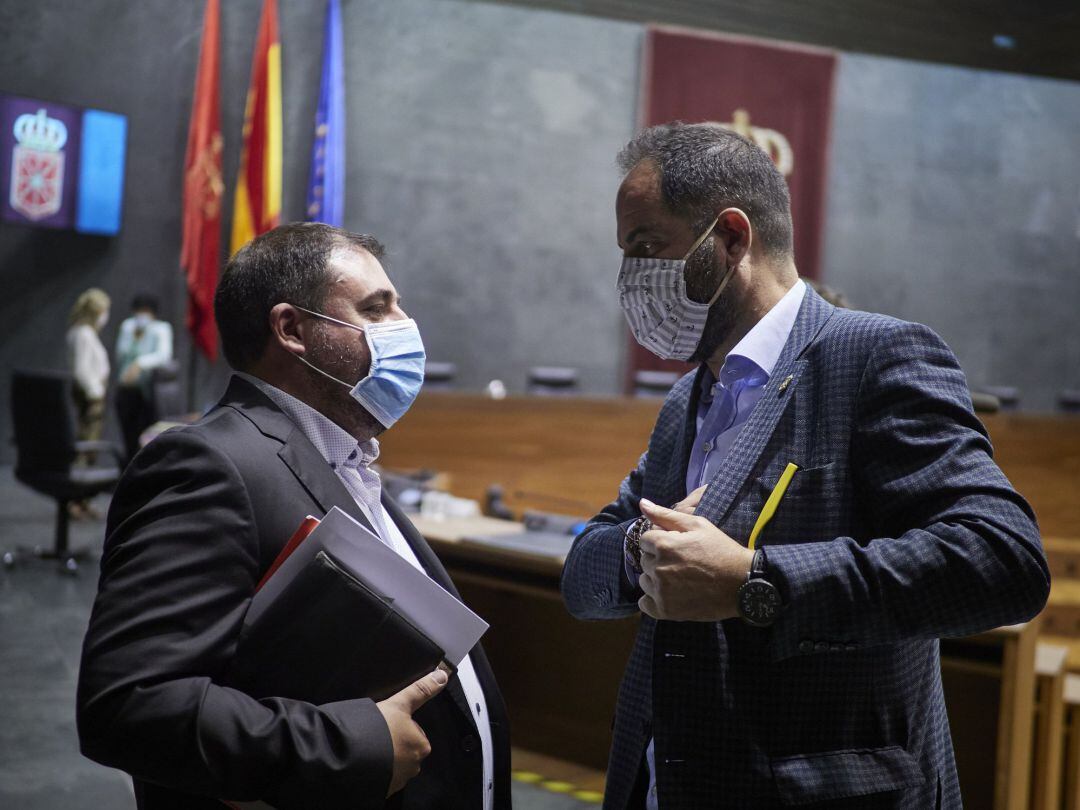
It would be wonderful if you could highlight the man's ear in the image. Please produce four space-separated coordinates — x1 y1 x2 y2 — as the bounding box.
268 303 309 357
714 208 752 266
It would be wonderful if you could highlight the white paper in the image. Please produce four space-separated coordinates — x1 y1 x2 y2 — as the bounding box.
245 507 488 666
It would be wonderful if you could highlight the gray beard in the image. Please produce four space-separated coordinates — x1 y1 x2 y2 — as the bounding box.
684 240 739 365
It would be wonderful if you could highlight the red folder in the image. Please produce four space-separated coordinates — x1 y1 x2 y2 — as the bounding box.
255 516 320 591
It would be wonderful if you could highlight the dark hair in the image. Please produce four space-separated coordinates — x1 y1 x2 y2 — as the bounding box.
617 122 794 257
130 294 159 315
214 222 386 371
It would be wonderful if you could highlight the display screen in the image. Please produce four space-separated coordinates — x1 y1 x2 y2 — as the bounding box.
0 94 127 235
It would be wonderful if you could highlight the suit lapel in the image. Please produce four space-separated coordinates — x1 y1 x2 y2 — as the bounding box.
223 375 377 535
695 288 835 527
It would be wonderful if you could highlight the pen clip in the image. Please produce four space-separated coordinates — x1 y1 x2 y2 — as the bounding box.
747 462 799 550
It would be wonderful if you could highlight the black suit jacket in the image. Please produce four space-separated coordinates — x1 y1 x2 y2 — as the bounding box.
77 376 511 810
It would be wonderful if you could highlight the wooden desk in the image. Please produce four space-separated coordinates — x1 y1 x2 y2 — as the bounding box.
382 393 1080 537
411 514 635 769
1033 643 1069 810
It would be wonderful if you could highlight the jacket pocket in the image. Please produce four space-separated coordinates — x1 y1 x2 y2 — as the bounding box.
771 745 924 805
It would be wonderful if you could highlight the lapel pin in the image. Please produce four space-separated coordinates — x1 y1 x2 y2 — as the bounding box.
777 375 793 394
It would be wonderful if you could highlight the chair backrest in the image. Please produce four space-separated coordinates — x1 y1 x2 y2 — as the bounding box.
424 361 457 392
632 369 681 399
11 369 78 474
150 360 185 420
527 366 580 396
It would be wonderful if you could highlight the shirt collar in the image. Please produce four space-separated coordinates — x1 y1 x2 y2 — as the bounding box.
237 372 380 468
700 279 807 397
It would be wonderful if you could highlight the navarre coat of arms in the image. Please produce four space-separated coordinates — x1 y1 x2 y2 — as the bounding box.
10 108 67 221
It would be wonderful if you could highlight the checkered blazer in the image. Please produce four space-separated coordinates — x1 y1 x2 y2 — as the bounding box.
561 288 1049 809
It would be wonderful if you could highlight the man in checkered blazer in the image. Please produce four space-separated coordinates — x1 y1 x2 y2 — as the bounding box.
561 123 1049 809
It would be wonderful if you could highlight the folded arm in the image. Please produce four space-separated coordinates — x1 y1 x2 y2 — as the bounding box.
561 452 648 620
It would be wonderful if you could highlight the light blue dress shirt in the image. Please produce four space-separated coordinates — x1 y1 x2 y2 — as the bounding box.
645 279 806 810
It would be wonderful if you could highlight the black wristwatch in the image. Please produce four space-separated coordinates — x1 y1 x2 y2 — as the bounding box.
736 549 782 627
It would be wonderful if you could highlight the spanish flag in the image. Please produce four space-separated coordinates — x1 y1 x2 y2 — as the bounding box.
230 0 282 255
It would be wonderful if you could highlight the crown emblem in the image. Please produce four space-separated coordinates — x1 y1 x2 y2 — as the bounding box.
13 109 68 152
717 109 794 176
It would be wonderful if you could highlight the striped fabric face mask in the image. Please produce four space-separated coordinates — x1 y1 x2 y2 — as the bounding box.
616 215 736 362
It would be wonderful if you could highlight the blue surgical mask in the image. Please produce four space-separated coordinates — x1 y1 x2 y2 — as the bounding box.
292 306 426 428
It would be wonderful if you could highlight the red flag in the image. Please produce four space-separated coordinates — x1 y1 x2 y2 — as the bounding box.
231 0 282 254
180 0 223 361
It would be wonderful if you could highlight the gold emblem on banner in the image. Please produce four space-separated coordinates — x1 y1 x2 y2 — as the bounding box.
717 109 794 177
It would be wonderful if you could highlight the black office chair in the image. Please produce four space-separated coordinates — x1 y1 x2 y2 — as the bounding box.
149 359 185 421
6 370 123 574
632 369 681 399
424 361 458 392
527 366 580 396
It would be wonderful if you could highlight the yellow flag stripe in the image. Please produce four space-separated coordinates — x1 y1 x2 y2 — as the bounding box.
264 41 283 223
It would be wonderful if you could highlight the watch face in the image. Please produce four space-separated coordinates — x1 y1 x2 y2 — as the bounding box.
738 580 781 627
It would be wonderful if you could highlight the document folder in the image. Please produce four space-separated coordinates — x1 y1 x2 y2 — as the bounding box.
227 507 488 705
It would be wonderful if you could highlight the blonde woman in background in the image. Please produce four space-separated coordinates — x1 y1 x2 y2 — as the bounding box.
66 288 111 518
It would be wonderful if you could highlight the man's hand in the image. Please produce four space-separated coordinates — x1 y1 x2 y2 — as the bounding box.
671 485 708 515
120 362 141 386
375 668 449 796
637 498 754 621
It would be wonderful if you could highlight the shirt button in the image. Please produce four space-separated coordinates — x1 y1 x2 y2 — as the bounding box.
703 440 714 452
475 702 482 715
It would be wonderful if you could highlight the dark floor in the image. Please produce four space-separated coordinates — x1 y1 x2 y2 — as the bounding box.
0 465 591 809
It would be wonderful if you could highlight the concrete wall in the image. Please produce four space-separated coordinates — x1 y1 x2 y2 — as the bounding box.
822 53 1080 407
0 0 1078 462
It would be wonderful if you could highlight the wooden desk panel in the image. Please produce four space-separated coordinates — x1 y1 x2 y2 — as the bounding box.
382 393 1080 536
380 393 661 516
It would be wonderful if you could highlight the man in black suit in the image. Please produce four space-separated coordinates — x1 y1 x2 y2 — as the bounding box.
77 223 510 809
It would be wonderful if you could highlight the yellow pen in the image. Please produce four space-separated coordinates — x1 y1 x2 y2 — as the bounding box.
747 462 799 550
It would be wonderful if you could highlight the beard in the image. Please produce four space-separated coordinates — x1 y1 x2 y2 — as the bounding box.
684 238 740 365
303 322 386 438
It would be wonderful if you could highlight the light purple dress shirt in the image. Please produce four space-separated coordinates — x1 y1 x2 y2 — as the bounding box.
643 279 806 809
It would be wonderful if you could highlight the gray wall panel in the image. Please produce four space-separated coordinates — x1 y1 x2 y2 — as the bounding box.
1 0 1079 466
822 54 1080 409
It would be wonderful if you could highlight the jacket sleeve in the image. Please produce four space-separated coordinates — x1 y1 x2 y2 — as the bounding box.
561 451 647 620
765 321 1050 661
76 429 394 809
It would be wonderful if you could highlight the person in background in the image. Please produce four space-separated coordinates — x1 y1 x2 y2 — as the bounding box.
66 288 111 518
114 294 173 460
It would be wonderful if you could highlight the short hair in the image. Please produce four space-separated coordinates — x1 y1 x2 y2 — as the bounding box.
130 293 159 315
69 288 111 327
617 122 794 257
214 222 386 371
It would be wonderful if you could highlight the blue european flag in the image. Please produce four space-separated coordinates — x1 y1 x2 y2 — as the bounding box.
306 0 344 226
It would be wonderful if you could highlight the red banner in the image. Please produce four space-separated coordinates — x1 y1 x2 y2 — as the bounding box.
181 0 223 361
629 26 837 383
